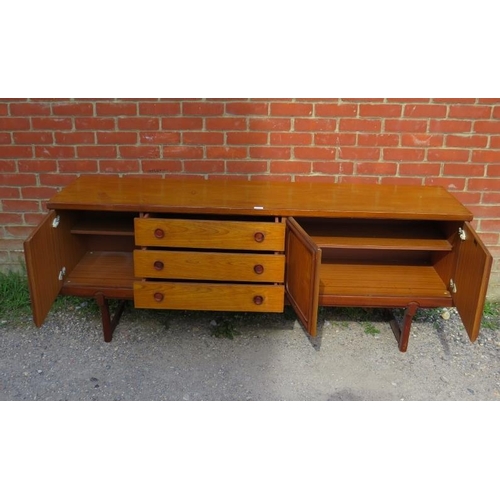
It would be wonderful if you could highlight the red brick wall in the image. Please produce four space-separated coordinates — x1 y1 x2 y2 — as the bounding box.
0 98 499 299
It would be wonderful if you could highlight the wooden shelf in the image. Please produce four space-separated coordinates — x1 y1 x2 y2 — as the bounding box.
63 251 135 297
318 262 452 307
71 219 134 236
304 220 452 252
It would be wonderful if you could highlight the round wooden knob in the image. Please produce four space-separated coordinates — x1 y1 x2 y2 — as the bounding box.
253 295 264 306
154 292 164 302
254 232 265 243
154 260 164 271
154 228 165 239
253 264 264 275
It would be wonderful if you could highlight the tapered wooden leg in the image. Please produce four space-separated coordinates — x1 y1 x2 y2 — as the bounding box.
389 302 419 353
95 293 126 342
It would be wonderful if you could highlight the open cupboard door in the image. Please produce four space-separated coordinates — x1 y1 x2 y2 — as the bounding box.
285 217 322 336
452 222 492 342
24 210 84 327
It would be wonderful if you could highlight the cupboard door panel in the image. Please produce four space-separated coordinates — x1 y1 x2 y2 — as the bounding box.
23 211 85 327
285 217 321 336
453 222 492 342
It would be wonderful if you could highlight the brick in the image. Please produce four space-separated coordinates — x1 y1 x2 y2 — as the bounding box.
446 135 488 148
338 175 379 185
55 132 95 145
32 117 72 130
96 102 137 115
185 160 226 173
2 200 40 212
472 150 500 163
488 165 500 177
494 106 500 119
443 163 485 177
142 160 182 173
207 146 247 159
39 173 78 186
18 160 57 172
119 146 160 159
77 146 116 158
249 118 291 131
449 105 491 119
339 147 380 161
467 178 500 191
474 121 500 134
271 103 312 116
315 103 357 117
0 103 7 115
295 119 337 132
0 187 20 198
182 132 222 145
52 102 94 116
401 134 443 147
0 133 10 144
316 133 356 146
226 161 267 174
249 147 290 160
380 177 423 186
0 173 37 185
99 160 140 173
383 148 425 161
428 149 469 162
385 119 427 132
118 117 159 130
75 117 115 130
226 102 268 115
424 177 466 190
270 161 311 174
98 132 138 144
359 104 402 117
356 162 397 175
0 145 33 158
429 120 471 133
183 102 224 115
358 134 399 147
491 137 500 149
13 132 53 144
21 186 58 199
339 119 381 132
270 133 312 146
162 117 203 130
399 163 441 176
139 102 181 115
59 160 98 173
0 117 30 130
163 146 203 159
483 192 500 204
312 162 354 175
404 104 447 118
227 132 268 145
0 213 23 225
206 117 246 130
0 160 16 172
295 147 336 160
35 146 75 159
10 102 51 115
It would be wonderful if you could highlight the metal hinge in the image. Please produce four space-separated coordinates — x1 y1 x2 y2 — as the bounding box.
52 216 60 228
58 267 66 281
449 279 457 294
458 227 466 241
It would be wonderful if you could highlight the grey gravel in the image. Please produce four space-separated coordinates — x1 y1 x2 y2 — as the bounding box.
0 305 499 401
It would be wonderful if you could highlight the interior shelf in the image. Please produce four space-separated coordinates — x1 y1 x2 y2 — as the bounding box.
318 262 453 307
301 219 452 251
71 218 135 236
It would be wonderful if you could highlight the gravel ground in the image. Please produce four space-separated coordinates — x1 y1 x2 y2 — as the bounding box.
1 304 499 401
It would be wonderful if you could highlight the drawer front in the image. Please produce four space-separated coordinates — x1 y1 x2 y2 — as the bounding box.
135 218 285 251
134 282 285 313
134 250 285 282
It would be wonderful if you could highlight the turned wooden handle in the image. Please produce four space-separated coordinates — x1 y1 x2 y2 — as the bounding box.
154 228 165 239
154 260 164 271
154 292 164 302
253 264 264 275
254 232 265 243
253 295 264 306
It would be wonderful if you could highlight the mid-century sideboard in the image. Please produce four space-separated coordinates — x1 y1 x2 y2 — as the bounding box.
23 175 492 352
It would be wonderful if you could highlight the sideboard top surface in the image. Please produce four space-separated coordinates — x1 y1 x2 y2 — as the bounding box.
47 175 473 221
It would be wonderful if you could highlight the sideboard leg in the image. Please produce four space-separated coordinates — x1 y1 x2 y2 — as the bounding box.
389 302 419 353
95 293 126 342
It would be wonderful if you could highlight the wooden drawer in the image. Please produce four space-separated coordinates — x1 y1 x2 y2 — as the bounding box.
135 218 285 251
134 282 285 312
134 250 285 282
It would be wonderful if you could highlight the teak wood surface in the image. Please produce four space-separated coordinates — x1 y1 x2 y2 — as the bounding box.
48 175 473 221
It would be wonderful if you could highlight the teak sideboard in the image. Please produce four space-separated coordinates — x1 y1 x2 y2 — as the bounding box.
24 176 492 352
